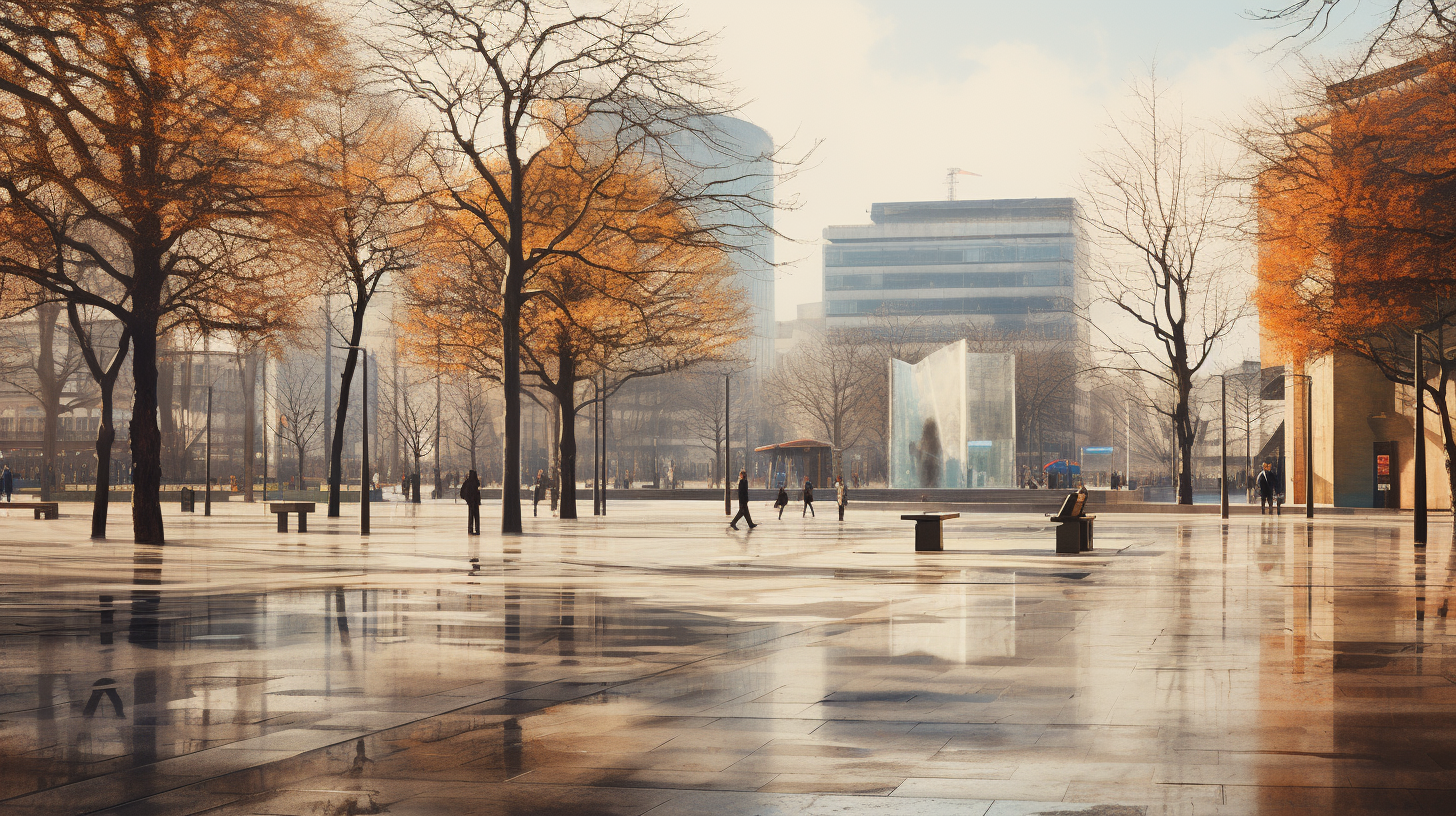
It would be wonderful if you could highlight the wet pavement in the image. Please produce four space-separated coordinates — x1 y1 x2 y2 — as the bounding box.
0 500 1452 815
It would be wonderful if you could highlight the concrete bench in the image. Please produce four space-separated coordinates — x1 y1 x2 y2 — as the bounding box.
1047 491 1095 554
29 502 58 520
269 502 315 532
901 512 959 552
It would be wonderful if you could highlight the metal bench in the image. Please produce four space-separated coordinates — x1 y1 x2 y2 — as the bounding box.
269 501 315 532
1047 490 1095 554
900 512 960 552
29 502 58 520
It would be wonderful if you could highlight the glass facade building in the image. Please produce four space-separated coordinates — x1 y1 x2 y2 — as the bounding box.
822 198 1082 338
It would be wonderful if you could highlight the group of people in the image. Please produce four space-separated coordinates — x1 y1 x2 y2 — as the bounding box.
730 471 848 530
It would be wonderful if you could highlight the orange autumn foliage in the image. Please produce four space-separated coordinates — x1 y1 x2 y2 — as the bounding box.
1256 59 1456 368
407 133 749 384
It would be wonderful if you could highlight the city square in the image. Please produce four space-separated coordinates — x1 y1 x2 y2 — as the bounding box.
1 501 1451 815
5 0 1456 813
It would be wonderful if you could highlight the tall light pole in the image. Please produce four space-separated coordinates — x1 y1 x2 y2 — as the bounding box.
337 345 370 536
204 385 213 516
1219 375 1228 520
723 373 731 516
1288 372 1315 520
261 356 268 503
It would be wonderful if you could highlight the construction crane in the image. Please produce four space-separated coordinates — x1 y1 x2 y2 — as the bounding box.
946 167 980 201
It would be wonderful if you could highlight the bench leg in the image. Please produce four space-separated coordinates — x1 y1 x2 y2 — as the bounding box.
1055 522 1081 554
46 509 57 520
33 510 41 520
914 520 943 552
277 513 288 533
297 513 307 533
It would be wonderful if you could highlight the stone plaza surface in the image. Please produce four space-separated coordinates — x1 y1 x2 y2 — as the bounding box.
0 500 1452 815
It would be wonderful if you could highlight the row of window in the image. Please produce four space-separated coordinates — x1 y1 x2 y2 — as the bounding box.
825 242 1074 267
825 296 1074 316
826 269 1070 291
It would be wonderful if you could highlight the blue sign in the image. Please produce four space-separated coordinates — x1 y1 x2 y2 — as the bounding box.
1083 446 1115 455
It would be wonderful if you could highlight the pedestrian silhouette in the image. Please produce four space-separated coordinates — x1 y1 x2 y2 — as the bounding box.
729 469 756 530
460 469 481 534
802 479 815 517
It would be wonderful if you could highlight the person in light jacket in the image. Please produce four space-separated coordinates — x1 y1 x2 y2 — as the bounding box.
532 469 545 517
835 476 847 521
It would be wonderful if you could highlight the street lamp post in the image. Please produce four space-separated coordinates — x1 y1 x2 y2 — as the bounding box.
336 345 369 536
1219 375 1229 520
1287 372 1315 519
205 385 213 516
723 373 731 516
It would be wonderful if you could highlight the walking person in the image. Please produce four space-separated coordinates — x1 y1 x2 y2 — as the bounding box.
1256 462 1278 515
774 484 789 519
802 479 815 517
729 469 756 530
460 469 481 535
835 476 847 521
1 464 11 502
532 469 545 517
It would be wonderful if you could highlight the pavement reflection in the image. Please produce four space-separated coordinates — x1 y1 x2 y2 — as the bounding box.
0 502 1450 814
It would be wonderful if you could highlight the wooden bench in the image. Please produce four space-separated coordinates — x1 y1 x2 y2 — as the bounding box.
1047 490 1095 554
900 512 960 552
269 502 315 532
29 502 58 520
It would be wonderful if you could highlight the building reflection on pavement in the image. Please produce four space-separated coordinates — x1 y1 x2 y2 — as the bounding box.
0 508 1454 815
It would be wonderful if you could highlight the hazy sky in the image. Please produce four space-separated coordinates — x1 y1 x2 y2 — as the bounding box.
677 0 1380 356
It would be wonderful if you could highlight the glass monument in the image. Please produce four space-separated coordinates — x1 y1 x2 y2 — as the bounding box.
890 340 1016 488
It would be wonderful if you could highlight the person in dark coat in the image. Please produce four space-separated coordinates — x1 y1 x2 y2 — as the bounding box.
1 465 11 502
802 479 815 517
460 470 482 535
532 469 545 517
729 469 756 530
1255 462 1278 515
774 484 789 519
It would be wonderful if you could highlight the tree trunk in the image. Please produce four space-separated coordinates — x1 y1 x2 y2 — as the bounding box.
129 317 165 544
92 398 114 538
328 311 365 517
500 289 523 533
1175 373 1195 505
557 353 578 519
297 441 307 491
412 452 421 503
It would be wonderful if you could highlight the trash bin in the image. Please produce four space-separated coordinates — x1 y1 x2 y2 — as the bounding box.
180 487 195 512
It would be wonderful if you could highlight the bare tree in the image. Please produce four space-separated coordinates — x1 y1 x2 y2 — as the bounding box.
0 299 94 500
377 0 789 532
770 330 880 477
1079 75 1248 504
1254 0 1456 66
678 370 741 487
450 377 490 474
271 359 325 492
388 364 437 503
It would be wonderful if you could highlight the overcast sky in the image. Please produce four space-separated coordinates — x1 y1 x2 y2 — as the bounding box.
676 0 1380 360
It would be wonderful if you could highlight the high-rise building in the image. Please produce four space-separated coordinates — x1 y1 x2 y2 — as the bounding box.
821 198 1089 467
821 198 1081 339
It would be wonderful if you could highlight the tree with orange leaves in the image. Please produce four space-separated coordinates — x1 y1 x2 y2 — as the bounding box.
0 0 338 542
1248 53 1456 505
283 78 430 519
378 0 785 532
408 134 750 519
